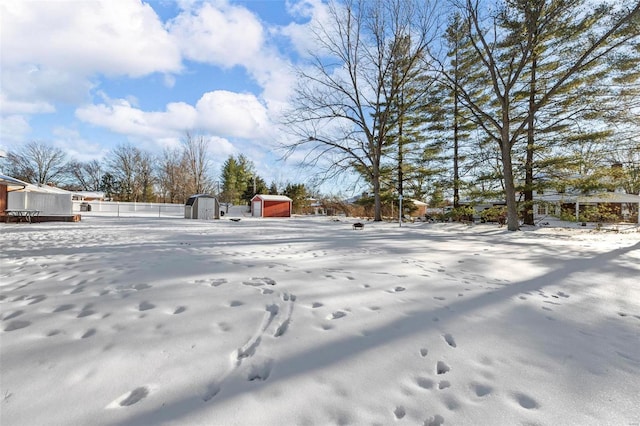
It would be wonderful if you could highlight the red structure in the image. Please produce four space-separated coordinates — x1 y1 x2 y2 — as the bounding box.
251 194 292 218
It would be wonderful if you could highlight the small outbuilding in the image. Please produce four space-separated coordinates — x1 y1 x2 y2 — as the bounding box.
185 194 220 220
251 194 292 218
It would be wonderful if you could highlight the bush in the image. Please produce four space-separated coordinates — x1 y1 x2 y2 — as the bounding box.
449 206 475 222
480 206 507 224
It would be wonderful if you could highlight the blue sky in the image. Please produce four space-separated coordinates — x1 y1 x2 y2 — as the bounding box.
0 0 341 191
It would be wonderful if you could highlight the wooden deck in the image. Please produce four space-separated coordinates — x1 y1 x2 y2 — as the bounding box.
2 214 81 223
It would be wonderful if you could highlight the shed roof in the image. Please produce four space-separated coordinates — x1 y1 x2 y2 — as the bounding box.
251 194 293 202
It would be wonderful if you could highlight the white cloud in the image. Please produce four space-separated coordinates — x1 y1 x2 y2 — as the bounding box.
281 0 332 58
0 115 31 150
0 0 181 115
195 91 271 139
50 127 110 162
76 90 274 143
169 1 264 68
1 0 181 78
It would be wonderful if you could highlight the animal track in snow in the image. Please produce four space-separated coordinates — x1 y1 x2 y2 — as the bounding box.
425 414 445 426
328 311 347 320
443 334 456 348
311 302 323 308
515 393 539 409
53 304 74 313
242 277 276 286
433 296 446 301
229 300 244 307
118 386 149 407
3 310 24 320
393 406 406 419
202 383 220 402
419 348 428 357
4 320 31 331
27 295 46 305
393 286 406 292
173 306 186 314
138 301 155 311
77 305 96 318
438 380 450 390
81 328 97 339
472 383 492 397
247 359 273 381
436 361 450 375
416 377 434 389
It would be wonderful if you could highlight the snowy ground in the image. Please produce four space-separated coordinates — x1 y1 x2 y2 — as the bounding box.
1 216 639 426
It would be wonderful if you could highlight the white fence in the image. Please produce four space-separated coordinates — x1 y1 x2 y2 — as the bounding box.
74 201 185 218
9 192 73 215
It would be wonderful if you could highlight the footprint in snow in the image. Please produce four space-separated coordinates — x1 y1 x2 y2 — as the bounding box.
436 361 450 375
311 302 323 308
393 286 406 292
328 311 347 320
443 334 456 348
4 320 31 332
173 306 186 314
438 380 450 390
81 328 97 339
514 392 539 409
53 304 75 313
425 414 445 426
416 377 434 389
243 277 276 287
248 359 273 381
118 386 149 407
138 301 155 311
434 296 446 301
3 310 24 321
472 383 492 397
419 348 428 357
393 406 406 419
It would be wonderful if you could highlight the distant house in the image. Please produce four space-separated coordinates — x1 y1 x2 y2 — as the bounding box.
250 194 292 218
534 191 640 223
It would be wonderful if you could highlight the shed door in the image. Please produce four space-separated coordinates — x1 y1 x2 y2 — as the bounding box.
252 200 262 217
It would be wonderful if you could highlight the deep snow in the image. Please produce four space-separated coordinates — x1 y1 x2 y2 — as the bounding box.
1 216 639 425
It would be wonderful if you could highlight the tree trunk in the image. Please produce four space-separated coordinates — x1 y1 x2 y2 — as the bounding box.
523 51 537 226
501 115 519 231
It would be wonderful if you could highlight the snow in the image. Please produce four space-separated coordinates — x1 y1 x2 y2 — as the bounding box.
1 216 639 425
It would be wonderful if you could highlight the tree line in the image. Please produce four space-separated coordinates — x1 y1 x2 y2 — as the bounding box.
284 0 640 230
1 134 314 212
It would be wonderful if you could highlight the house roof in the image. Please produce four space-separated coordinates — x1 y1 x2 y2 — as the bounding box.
0 174 29 191
537 192 640 204
18 184 74 195
251 194 292 202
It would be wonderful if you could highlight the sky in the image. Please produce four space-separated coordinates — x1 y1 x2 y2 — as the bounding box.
0 0 341 192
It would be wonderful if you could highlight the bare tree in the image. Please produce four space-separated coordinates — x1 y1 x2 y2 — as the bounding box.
5 141 69 185
183 131 214 195
283 0 439 221
157 147 189 203
68 159 104 191
105 143 156 202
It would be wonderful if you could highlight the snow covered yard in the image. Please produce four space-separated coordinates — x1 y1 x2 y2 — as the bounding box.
1 216 639 426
